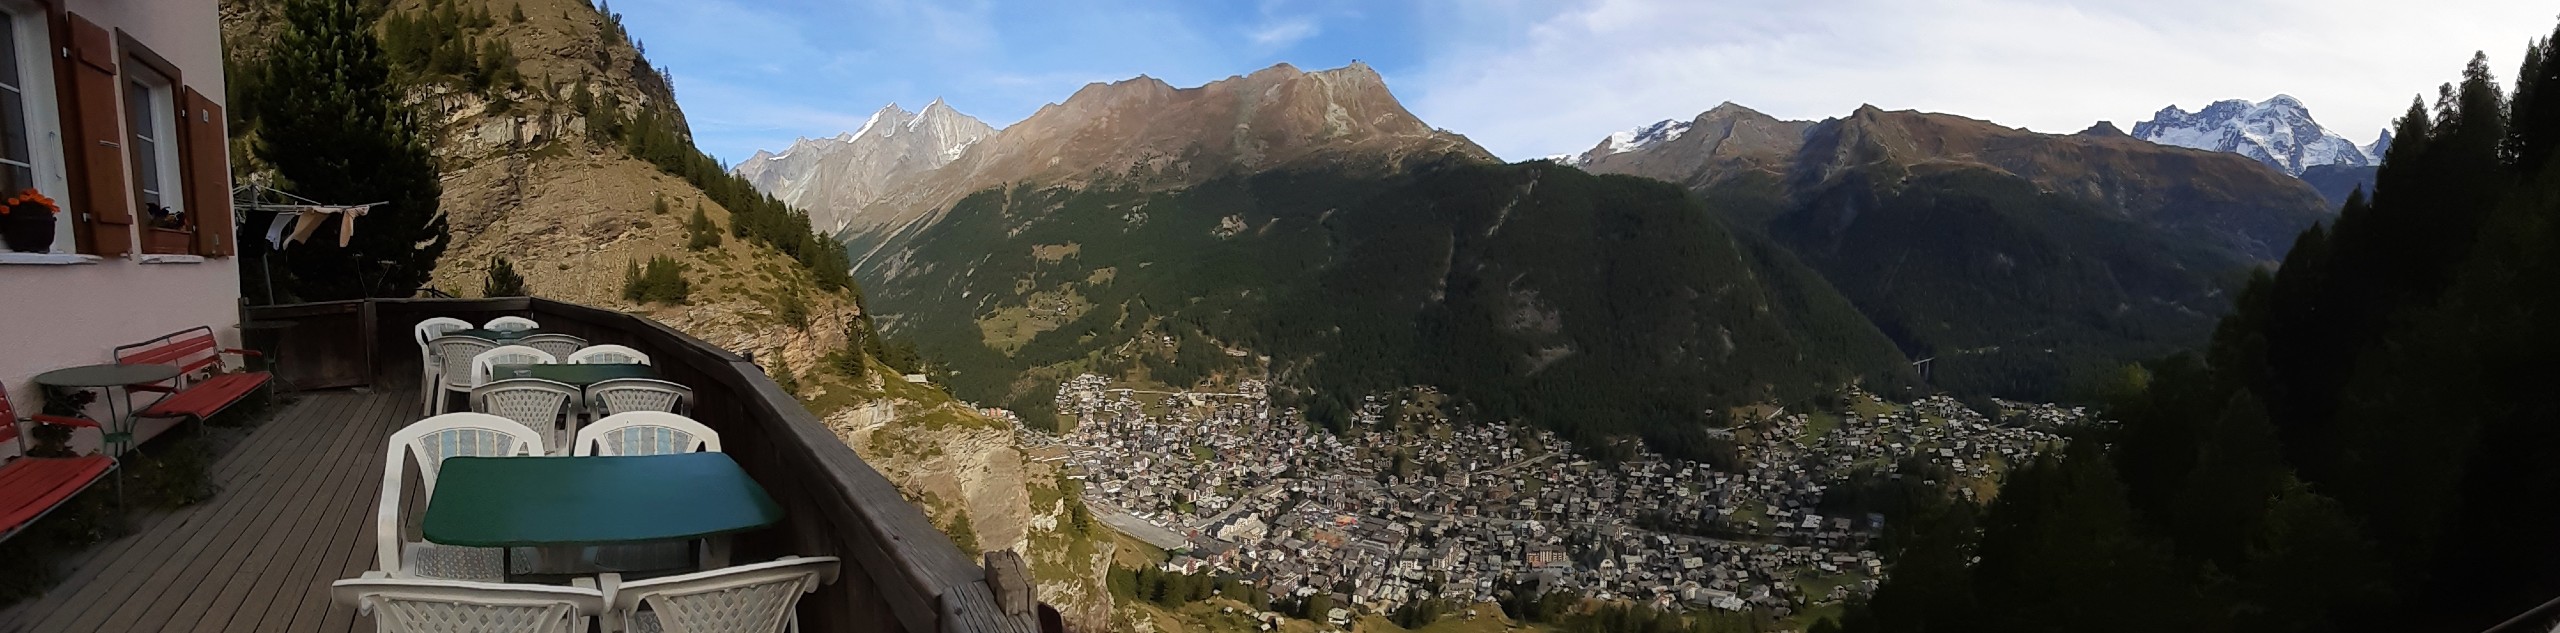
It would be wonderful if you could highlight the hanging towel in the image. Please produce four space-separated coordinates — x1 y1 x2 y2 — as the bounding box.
287 207 328 245
337 206 359 247
264 212 296 249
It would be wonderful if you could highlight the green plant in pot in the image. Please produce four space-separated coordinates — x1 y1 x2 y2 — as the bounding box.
0 188 59 253
27 387 94 457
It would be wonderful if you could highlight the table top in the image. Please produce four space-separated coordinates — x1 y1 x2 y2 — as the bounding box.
34 363 182 388
445 328 540 341
422 453 783 548
488 363 657 386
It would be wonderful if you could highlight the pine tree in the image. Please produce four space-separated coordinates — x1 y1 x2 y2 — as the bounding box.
509 2 526 23
248 0 446 300
482 256 526 297
685 202 721 251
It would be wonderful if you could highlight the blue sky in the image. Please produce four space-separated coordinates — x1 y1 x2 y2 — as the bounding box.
613 0 2560 164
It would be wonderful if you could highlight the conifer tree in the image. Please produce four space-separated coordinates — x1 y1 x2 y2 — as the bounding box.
482 256 526 297
249 0 446 300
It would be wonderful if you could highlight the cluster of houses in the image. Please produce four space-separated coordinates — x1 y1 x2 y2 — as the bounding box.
1043 377 2090 621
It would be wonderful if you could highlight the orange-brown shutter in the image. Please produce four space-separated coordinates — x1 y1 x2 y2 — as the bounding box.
63 13 128 257
180 88 229 256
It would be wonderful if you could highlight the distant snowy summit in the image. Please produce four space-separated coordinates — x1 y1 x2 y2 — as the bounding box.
2131 95 2388 176
732 99 996 233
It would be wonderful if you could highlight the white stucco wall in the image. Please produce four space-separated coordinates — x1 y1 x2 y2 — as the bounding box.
1 0 236 456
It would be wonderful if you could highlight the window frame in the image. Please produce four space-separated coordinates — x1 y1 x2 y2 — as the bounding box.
116 30 183 255
0 0 71 254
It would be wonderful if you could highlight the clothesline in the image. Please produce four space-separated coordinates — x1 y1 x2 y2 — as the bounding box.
231 182 388 249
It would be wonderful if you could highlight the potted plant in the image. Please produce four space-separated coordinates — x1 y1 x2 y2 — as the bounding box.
142 203 191 254
28 386 95 457
0 188 59 252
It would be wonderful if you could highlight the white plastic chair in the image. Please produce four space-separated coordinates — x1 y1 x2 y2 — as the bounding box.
586 378 695 418
331 573 607 633
516 333 590 360
472 379 582 452
414 318 474 416
601 556 841 633
378 414 547 581
567 345 650 366
471 345 560 388
427 336 499 415
573 411 720 457
484 316 541 332
573 411 723 572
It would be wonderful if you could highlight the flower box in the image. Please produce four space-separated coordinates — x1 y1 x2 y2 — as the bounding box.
142 227 194 255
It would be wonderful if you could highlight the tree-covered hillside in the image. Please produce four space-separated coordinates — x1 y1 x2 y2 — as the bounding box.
1762 164 2256 401
1838 22 2560 633
859 160 1916 463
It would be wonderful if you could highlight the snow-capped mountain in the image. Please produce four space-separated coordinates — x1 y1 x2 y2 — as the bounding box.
2131 95 2377 176
732 99 996 233
1557 118 1694 166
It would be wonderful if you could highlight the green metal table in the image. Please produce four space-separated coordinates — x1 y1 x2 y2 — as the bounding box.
445 328 541 342
33 363 181 457
486 363 656 386
422 453 782 549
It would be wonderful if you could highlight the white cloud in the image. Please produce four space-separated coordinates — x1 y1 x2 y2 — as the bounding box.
1407 0 2560 160
1251 17 1322 49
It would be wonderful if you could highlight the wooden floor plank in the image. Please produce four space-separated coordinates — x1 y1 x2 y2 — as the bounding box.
0 393 333 626
300 390 415 633
3 393 358 633
230 391 399 633
108 393 379 632
174 391 386 633
4 394 353 632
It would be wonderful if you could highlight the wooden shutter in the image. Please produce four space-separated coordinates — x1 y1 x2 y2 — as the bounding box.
180 88 228 256
63 13 127 257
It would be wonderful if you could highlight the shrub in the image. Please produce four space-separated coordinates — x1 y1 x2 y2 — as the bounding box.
620 255 689 304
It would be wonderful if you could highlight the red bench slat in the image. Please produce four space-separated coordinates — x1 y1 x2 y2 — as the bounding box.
137 371 270 419
0 456 114 535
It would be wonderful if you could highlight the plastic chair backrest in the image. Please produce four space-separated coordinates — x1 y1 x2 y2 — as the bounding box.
469 379 580 433
585 378 693 417
415 318 473 348
565 345 649 366
514 334 589 360
469 346 559 387
378 414 545 574
330 575 604 633
573 411 720 456
429 337 499 389
609 556 840 633
483 316 540 333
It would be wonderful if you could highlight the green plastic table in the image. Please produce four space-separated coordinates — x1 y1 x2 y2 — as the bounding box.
445 328 540 342
421 453 782 548
486 363 657 387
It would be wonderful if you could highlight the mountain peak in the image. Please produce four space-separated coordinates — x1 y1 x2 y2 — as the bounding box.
2080 121 2128 137
2132 94 2371 175
732 100 997 231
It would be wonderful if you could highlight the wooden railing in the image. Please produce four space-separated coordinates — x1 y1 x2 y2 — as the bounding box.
245 297 1044 633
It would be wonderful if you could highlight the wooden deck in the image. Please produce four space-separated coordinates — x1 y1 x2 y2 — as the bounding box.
0 389 413 633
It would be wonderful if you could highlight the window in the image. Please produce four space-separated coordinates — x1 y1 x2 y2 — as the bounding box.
0 2 68 254
123 62 183 253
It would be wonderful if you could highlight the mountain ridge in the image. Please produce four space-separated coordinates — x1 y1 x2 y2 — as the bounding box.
1571 100 2335 399
2130 95 2380 176
801 62 1495 260
732 99 995 233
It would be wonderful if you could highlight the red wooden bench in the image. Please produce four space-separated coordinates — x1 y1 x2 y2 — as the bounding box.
0 385 115 542
115 326 272 427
